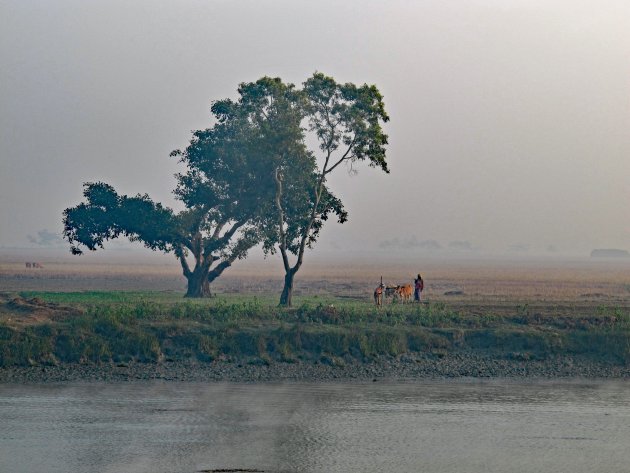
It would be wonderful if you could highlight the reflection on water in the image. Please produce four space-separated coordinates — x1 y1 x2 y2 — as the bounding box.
1 379 629 473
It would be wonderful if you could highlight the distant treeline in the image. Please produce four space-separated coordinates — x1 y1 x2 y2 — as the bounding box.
591 249 630 258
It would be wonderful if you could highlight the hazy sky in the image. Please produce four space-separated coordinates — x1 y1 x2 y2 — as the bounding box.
1 0 629 256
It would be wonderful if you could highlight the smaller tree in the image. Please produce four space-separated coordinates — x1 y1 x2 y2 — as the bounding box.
261 73 390 306
268 162 347 307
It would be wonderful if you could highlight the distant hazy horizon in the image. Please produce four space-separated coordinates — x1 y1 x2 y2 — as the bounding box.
2 0 628 257
1 242 628 266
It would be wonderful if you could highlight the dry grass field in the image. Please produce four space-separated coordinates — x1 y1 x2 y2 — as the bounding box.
1 251 629 316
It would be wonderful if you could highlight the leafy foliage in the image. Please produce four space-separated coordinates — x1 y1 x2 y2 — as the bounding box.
63 183 179 255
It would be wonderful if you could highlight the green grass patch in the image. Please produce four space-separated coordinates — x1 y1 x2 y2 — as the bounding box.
1 291 629 367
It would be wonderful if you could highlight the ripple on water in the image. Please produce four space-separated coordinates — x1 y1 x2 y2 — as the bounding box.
1 379 629 473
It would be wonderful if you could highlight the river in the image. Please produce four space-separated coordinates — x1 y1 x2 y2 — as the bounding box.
1 379 629 472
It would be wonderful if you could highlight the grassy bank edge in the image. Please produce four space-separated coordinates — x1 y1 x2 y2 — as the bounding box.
1 291 629 368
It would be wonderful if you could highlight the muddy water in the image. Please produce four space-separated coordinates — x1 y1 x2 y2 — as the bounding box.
1 379 629 473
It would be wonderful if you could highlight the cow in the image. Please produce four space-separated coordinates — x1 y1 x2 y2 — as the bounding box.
396 284 413 303
384 284 401 303
374 283 385 306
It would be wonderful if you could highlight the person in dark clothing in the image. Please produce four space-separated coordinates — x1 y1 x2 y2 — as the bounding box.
414 274 424 302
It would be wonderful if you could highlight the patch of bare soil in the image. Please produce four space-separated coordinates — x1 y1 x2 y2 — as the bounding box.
0 293 81 325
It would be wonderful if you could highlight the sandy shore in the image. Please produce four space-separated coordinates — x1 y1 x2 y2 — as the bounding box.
2 353 629 383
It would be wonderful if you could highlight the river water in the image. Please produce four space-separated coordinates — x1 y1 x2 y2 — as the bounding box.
1 379 629 473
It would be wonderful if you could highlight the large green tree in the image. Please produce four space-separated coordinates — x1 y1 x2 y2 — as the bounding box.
63 98 270 297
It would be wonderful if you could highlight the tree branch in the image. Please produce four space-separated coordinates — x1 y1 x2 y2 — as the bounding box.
176 245 192 278
203 220 246 262
274 167 291 273
293 172 326 273
211 221 226 240
207 260 233 284
324 138 357 176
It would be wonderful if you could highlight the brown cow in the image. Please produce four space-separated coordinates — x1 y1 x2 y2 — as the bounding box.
396 284 413 303
374 283 385 306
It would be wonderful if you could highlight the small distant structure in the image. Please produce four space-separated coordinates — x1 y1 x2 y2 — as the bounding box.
25 262 44 268
590 249 630 259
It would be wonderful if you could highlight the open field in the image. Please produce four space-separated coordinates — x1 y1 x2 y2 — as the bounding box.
1 254 629 377
2 252 630 302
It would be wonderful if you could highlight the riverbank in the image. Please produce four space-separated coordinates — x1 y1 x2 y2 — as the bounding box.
2 291 629 380
3 353 630 383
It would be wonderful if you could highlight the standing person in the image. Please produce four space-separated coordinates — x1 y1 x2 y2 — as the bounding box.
414 274 424 302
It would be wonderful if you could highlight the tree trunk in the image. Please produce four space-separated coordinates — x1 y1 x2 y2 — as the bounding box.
184 267 212 298
279 269 296 307
207 260 232 285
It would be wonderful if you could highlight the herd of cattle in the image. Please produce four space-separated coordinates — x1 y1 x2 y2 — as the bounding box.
373 283 413 306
